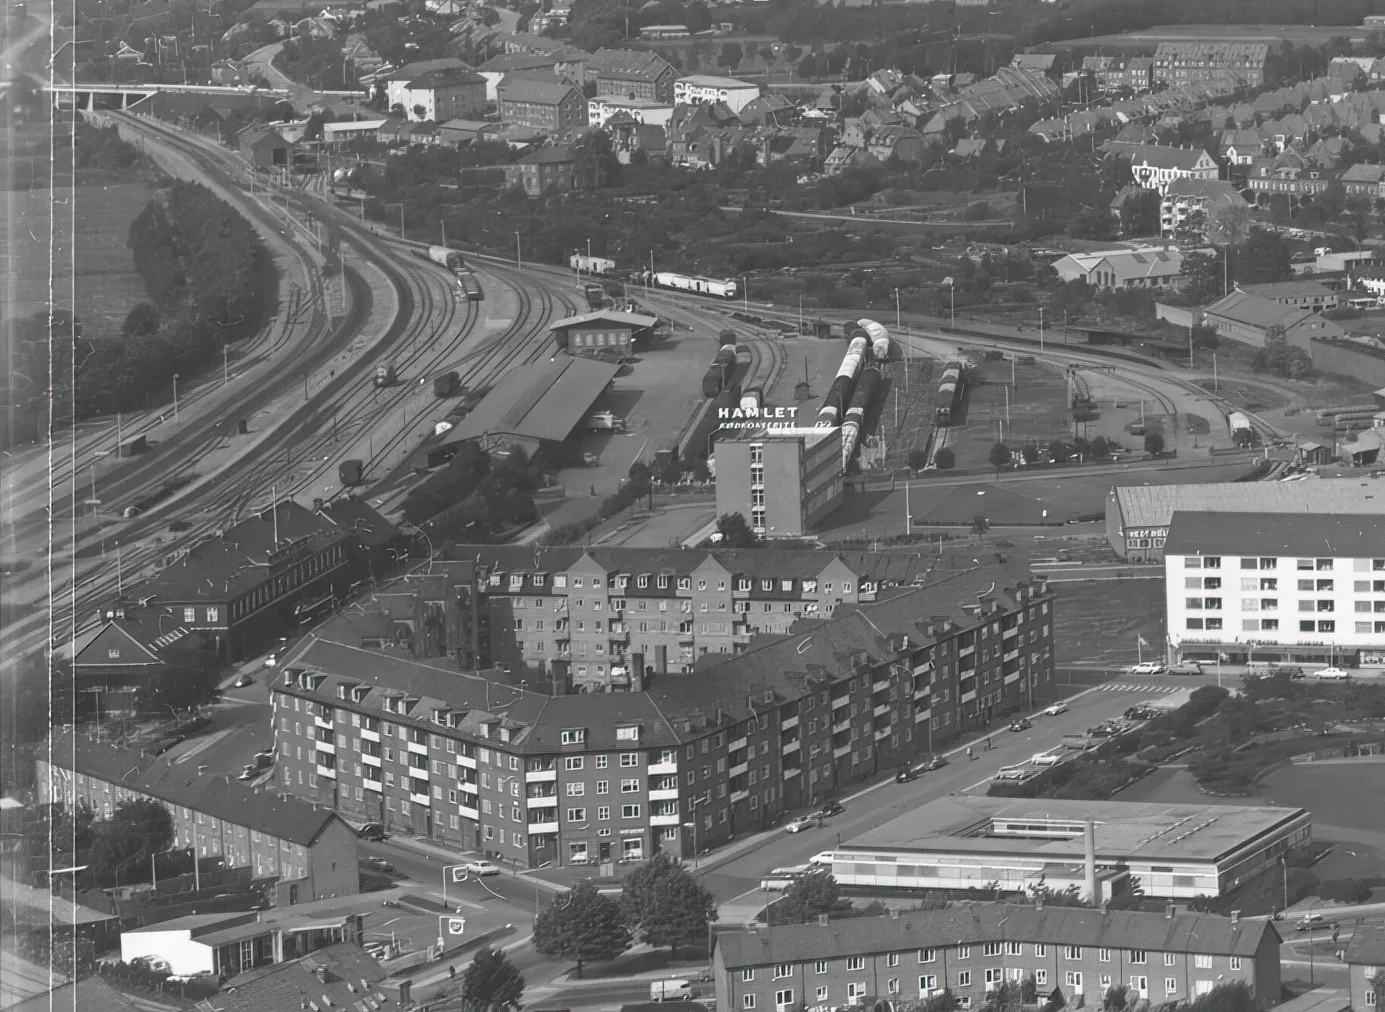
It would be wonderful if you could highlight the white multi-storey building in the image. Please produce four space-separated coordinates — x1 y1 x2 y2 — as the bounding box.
672 75 761 114
1165 511 1385 667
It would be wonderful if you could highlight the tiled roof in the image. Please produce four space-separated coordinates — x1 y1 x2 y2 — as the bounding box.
1238 280 1336 301
1204 290 1306 330
1341 163 1385 183
1113 479 1385 529
517 144 575 164
45 730 345 847
4 975 143 1012
593 47 673 82
191 943 387 1012
1344 923 1385 965
1164 511 1385 557
717 904 1278 969
406 67 485 88
1127 144 1213 170
497 76 580 105
1163 177 1244 202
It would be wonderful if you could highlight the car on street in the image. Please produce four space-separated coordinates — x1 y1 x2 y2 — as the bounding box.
1127 661 1166 675
363 856 395 873
918 754 947 771
1295 913 1326 931
357 822 385 841
895 766 916 783
1313 667 1350 680
1042 702 1068 715
761 865 813 890
237 765 257 781
464 859 500 876
1008 718 1033 732
1031 752 1062 765
784 815 819 833
234 674 254 688
1167 662 1202 676
818 802 845 819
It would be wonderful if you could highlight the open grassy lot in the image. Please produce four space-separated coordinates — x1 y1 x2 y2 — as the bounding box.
1050 23 1371 50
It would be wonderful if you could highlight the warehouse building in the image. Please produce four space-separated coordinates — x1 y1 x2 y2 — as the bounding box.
714 904 1283 1012
1165 511 1385 666
439 356 619 454
271 563 1055 866
814 796 1311 900
550 310 659 358
37 731 359 905
714 426 844 537
1105 479 1385 560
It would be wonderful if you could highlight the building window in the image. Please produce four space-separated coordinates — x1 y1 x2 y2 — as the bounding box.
743 997 756 1009
1229 959 1241 971
1035 946 1046 958
622 804 641 818
847 957 865 971
984 944 1002 957
1066 948 1082 961
958 972 971 988
1067 973 1083 989
817 987 829 1002
1036 971 1047 986
775 991 794 1010
1130 952 1147 965
816 961 827 975
958 946 971 960
774 966 792 980
743 970 755 982
919 949 936 963
565 757 584 770
1165 979 1178 995
887 979 900 995
920 976 938 993
1194 956 1212 970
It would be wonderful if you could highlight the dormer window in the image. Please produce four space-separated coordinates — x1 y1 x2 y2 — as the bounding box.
762 579 773 591
337 685 347 700
500 727 511 743
617 576 629 590
509 574 524 591
657 575 669 589
534 573 546 587
351 686 368 703
616 725 640 742
561 728 587 745
677 577 691 590
637 574 650 589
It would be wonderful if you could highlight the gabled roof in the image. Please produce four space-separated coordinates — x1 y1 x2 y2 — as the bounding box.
550 310 658 330
1166 511 1385 557
190 943 386 1012
1238 280 1336 302
1341 162 1385 184
1203 290 1308 330
1344 923 1385 965
1127 144 1214 170
592 47 674 82
516 144 575 164
406 67 485 89
497 76 580 105
1113 479 1385 529
718 904 1278 970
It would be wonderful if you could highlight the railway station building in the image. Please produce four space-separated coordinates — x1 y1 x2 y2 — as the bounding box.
1104 478 1385 561
715 426 844 537
550 309 659 358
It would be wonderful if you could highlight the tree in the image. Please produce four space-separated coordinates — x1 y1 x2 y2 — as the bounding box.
533 882 631 977
88 798 173 886
1252 326 1314 378
1143 431 1164 455
715 512 758 548
1119 189 1160 236
899 993 960 1012
933 446 955 470
122 302 160 337
1186 983 1255 1012
459 946 526 1012
908 448 930 470
984 981 1025 1012
1207 199 1254 248
988 440 1011 474
971 514 989 536
771 869 840 924
621 852 718 959
1173 208 1208 246
718 42 743 68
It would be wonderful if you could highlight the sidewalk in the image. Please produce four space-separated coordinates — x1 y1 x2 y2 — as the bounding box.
387 834 572 895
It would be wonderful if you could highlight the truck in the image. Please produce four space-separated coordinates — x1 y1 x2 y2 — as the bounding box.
339 460 364 486
434 371 460 398
586 411 623 432
649 980 693 1002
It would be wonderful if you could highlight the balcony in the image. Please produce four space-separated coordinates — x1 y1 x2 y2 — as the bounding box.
1004 671 1021 684
833 743 852 759
729 761 749 778
650 813 681 827
361 751 381 766
730 789 749 803
872 678 890 693
363 777 383 793
314 714 334 730
832 719 851 734
782 739 800 755
459 804 479 820
728 736 748 753
528 820 559 835
609 627 630 644
873 727 891 741
460 781 478 795
1003 626 1018 639
873 703 891 717
649 788 680 802
316 763 337 779
1004 648 1019 662
959 644 975 658
458 753 477 769
648 759 677 775
914 707 931 723
960 689 977 704
781 715 799 732
408 763 429 779
526 768 558 783
832 695 850 710
410 792 432 807
912 661 933 676
407 739 429 756
526 795 558 809
360 726 380 742
316 738 336 753
785 766 801 778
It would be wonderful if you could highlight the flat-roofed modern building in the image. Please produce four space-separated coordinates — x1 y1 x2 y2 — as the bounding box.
714 904 1283 1012
1105 480 1385 560
1165 511 1385 666
715 427 843 537
812 796 1311 899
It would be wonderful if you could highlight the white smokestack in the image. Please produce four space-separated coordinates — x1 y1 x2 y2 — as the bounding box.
1084 817 1098 904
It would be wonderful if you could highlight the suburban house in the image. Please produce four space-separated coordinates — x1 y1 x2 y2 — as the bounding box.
1201 290 1347 349
497 77 587 139
1051 247 1185 289
239 126 291 168
504 145 576 196
1343 924 1385 1012
1127 145 1220 194
1218 128 1264 165
1341 163 1385 198
382 57 474 114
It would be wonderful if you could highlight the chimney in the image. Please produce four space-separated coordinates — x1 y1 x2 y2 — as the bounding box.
1083 817 1097 904
1230 909 1241 925
818 913 829 926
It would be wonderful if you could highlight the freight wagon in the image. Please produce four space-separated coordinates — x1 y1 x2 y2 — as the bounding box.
935 363 964 425
571 254 617 275
434 371 460 398
703 345 740 398
649 272 738 299
374 364 398 388
584 283 606 310
840 365 881 466
817 332 868 425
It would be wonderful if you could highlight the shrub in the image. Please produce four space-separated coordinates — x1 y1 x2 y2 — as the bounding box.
933 447 955 469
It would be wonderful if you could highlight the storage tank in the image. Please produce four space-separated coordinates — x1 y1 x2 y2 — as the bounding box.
858 319 891 361
703 362 728 398
428 246 463 271
818 374 854 425
339 459 364 486
840 366 881 465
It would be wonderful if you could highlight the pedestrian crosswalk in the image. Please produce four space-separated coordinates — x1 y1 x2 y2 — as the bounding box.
1098 682 1183 693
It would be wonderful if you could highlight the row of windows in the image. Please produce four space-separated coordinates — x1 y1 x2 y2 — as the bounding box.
500 570 856 596
743 949 1241 976
562 805 643 821
1189 556 1385 572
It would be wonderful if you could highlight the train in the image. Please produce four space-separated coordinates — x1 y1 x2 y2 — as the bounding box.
857 318 892 362
584 283 606 310
740 387 763 414
647 271 738 299
934 362 965 425
840 365 881 466
428 245 465 271
817 331 869 426
703 345 741 398
571 254 617 275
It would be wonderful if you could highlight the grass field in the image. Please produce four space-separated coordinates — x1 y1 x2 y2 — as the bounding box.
1052 578 1165 668
0 183 152 336
1050 23 1372 50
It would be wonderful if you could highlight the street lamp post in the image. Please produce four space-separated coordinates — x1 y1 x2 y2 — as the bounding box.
515 231 522 269
172 373 180 423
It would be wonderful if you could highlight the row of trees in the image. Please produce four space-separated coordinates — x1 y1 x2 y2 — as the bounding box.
24 799 174 888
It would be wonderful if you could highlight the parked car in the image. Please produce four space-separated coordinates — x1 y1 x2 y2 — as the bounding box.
818 802 845 819
1042 702 1068 715
1031 752 1062 765
650 979 693 1002
1296 913 1326 931
1009 718 1033 732
363 856 395 873
234 673 254 688
464 859 501 876
761 865 812 890
784 815 819 833
917 755 947 772
1167 662 1202 676
895 766 916 783
1313 667 1351 680
1128 661 1166 675
357 822 385 841
237 765 257 781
